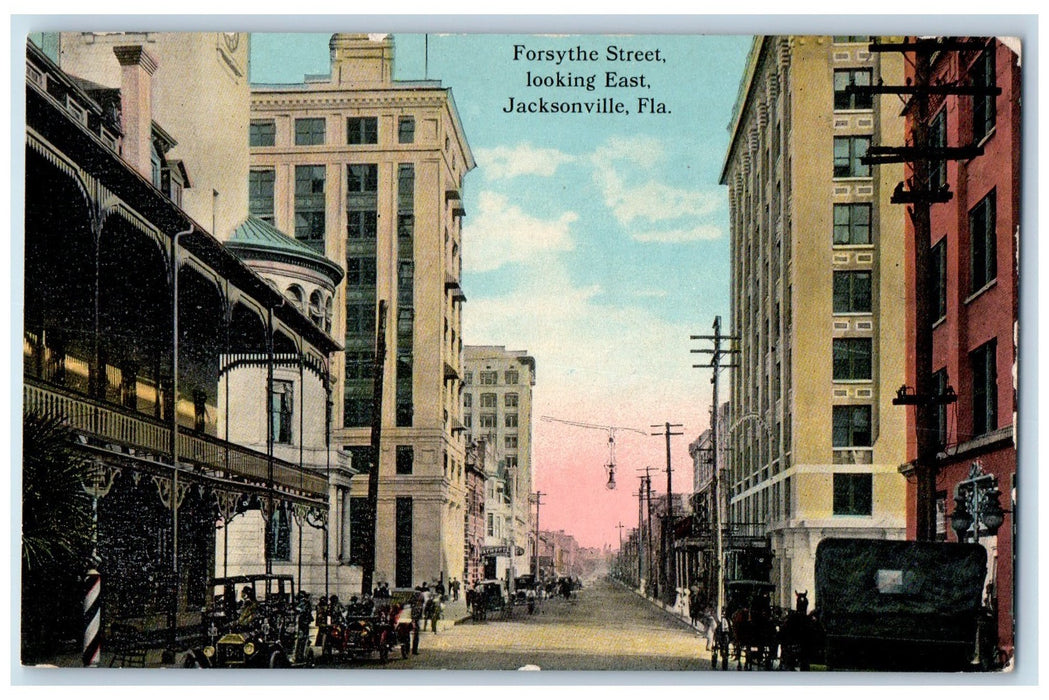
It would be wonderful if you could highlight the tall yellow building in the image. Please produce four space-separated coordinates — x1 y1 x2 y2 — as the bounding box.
250 34 474 589
720 36 908 607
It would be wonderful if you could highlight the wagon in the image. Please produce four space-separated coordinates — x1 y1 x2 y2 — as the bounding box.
815 538 990 671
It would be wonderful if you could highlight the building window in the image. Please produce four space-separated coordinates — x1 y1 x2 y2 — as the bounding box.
464 372 473 385
504 369 519 385
266 502 292 562
833 136 871 178
505 413 518 428
346 257 377 288
832 405 872 448
832 270 872 313
249 119 275 147
347 117 378 145
398 117 415 144
463 414 472 428
395 497 413 588
505 435 518 450
480 393 497 409
969 190 997 293
971 340 997 437
463 393 472 408
487 513 494 537
396 445 414 475
832 337 872 381
479 371 498 385
505 393 518 408
398 163 415 239
833 203 872 245
346 163 378 239
249 169 275 224
833 69 873 110
833 473 872 516
479 414 496 429
972 48 996 143
294 165 325 251
833 36 870 43
294 117 326 146
933 368 949 448
929 108 948 193
348 496 369 565
931 238 947 323
270 380 293 444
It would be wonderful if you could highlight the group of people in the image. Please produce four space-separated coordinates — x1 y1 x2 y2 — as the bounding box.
409 581 451 654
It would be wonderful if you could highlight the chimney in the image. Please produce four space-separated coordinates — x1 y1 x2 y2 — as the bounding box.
113 45 158 179
329 33 394 86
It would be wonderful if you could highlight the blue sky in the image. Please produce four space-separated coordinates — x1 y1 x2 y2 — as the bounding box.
251 33 753 546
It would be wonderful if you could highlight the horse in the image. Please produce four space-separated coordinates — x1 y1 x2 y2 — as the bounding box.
729 593 778 670
779 591 824 671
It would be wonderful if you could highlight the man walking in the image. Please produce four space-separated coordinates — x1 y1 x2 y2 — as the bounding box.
410 584 427 655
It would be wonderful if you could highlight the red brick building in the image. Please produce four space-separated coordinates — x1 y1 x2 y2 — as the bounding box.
900 37 1020 663
463 439 488 585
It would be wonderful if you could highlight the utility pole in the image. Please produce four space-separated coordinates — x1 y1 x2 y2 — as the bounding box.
633 477 646 588
532 491 545 578
853 37 994 540
691 315 739 616
615 521 626 579
651 421 683 600
361 300 388 595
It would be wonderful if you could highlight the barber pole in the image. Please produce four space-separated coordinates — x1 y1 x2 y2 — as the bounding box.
83 568 102 666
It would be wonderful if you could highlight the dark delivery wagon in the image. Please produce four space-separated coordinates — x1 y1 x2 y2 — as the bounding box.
815 538 990 671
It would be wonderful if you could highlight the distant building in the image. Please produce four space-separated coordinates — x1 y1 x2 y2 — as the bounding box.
463 345 536 583
898 38 1020 660
463 438 488 585
250 34 475 590
720 36 909 608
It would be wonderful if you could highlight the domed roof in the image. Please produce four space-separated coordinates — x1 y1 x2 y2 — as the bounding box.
227 216 343 286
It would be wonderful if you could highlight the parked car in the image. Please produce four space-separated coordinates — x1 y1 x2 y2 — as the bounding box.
469 580 507 620
187 574 313 668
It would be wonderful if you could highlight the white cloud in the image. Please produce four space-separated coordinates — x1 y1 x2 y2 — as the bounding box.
631 224 724 243
587 136 723 236
476 143 576 180
462 191 578 273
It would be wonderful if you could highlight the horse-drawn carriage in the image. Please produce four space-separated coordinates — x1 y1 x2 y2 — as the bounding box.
710 580 777 670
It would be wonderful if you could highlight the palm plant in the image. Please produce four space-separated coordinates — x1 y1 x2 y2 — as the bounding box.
21 412 93 664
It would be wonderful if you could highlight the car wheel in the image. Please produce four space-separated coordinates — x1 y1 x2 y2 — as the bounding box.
379 643 389 664
401 642 410 659
269 650 289 668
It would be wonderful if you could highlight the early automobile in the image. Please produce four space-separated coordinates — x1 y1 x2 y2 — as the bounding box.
315 596 411 664
187 574 313 668
469 580 507 620
815 537 991 671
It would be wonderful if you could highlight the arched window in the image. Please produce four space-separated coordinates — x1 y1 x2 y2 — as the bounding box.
309 290 323 328
286 285 305 312
324 295 333 333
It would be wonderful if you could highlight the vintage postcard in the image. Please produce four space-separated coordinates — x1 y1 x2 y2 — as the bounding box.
18 27 1023 675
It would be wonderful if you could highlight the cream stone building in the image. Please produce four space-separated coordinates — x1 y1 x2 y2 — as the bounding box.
250 34 475 590
720 36 909 608
55 32 250 241
463 346 537 584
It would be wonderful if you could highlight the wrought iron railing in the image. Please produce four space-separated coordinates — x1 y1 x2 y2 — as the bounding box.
23 378 327 500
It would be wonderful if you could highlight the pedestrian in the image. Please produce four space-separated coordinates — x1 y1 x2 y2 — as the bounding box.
451 578 460 601
428 594 443 634
435 579 446 598
410 585 426 655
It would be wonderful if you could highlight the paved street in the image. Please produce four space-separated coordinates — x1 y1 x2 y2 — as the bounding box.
344 578 710 671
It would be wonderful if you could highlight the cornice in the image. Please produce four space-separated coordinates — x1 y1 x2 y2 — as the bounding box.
251 91 450 112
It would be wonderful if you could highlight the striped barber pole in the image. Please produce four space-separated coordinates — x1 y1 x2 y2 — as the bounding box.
83 569 101 667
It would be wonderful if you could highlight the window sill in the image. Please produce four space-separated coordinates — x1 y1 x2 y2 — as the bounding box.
832 379 874 384
832 176 874 182
932 315 947 330
964 278 998 305
832 311 874 317
831 513 873 519
832 244 875 250
832 108 875 114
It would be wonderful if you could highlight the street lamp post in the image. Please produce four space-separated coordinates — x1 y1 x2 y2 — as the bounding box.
949 460 1006 668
